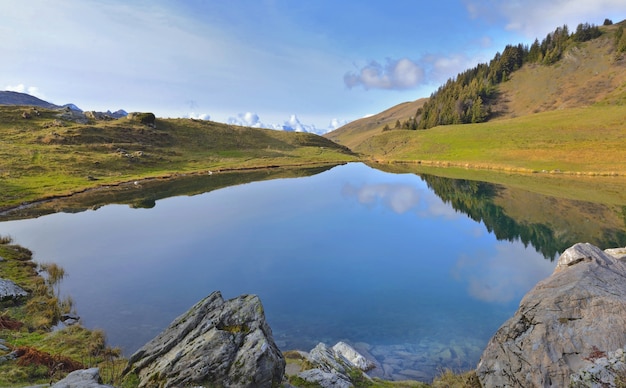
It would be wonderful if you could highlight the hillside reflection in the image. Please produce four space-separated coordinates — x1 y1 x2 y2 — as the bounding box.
0 164 338 221
419 173 626 259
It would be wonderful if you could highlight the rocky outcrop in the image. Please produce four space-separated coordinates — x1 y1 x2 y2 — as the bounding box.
124 291 285 388
50 368 114 388
0 277 28 300
293 342 375 387
127 112 156 127
476 243 626 387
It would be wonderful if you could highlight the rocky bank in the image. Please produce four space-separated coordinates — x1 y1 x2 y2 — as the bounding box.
18 242 626 387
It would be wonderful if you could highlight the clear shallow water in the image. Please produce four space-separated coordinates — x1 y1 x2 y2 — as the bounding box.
0 163 557 380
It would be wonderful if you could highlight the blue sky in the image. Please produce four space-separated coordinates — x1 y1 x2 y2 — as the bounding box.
2 1 625 133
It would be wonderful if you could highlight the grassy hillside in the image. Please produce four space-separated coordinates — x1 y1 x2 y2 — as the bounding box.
324 98 427 150
494 23 626 118
327 21 626 171
356 105 626 174
0 106 356 208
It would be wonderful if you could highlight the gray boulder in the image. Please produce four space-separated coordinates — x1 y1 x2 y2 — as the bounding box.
124 291 285 388
298 368 352 388
295 342 374 387
476 243 626 387
0 277 28 300
332 341 375 371
50 368 114 388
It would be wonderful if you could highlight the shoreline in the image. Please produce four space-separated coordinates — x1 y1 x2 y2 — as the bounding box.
368 158 626 177
0 161 347 217
5 155 626 218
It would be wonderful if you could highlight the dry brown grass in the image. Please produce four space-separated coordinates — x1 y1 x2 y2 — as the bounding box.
15 346 85 373
492 34 626 119
0 314 23 330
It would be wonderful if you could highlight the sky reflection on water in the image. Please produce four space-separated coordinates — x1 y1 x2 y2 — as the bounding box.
0 163 555 376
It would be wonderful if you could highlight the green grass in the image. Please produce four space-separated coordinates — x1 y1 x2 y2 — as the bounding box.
357 105 626 175
0 107 356 208
0 235 129 387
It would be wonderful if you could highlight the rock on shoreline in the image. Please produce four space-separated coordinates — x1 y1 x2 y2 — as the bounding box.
477 243 626 387
123 291 285 388
0 277 28 300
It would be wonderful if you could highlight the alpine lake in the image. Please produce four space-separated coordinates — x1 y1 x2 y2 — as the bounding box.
1 162 625 381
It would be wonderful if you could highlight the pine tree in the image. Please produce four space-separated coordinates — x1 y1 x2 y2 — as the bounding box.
471 96 486 123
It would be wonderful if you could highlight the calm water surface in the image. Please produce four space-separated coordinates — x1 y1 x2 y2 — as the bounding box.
0 163 557 380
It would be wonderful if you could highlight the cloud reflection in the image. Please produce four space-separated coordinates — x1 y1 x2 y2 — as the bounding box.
343 182 459 219
343 183 420 213
452 241 555 303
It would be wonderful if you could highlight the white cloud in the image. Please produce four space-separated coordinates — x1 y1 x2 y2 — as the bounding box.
463 0 626 38
344 53 486 91
328 118 348 130
5 84 45 99
344 58 425 90
424 53 475 84
226 112 345 135
187 112 211 120
228 112 263 128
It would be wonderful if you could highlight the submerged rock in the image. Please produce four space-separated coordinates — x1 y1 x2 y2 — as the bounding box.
477 243 626 387
124 291 285 388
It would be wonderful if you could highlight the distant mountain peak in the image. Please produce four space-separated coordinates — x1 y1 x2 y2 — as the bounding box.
0 90 58 109
0 90 127 119
62 103 82 112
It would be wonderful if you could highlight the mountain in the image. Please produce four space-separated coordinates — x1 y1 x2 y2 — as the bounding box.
0 90 130 117
0 91 60 109
326 20 626 153
62 103 83 111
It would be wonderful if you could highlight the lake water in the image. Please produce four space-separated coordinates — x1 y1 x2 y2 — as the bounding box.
2 162 623 381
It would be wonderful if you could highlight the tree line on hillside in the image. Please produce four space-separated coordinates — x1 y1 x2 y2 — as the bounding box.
420 173 626 259
394 20 623 131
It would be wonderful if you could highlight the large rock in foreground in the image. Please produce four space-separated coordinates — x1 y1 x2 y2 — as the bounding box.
124 291 285 388
476 243 626 387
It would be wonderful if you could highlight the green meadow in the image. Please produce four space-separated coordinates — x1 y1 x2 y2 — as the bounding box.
355 105 626 176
